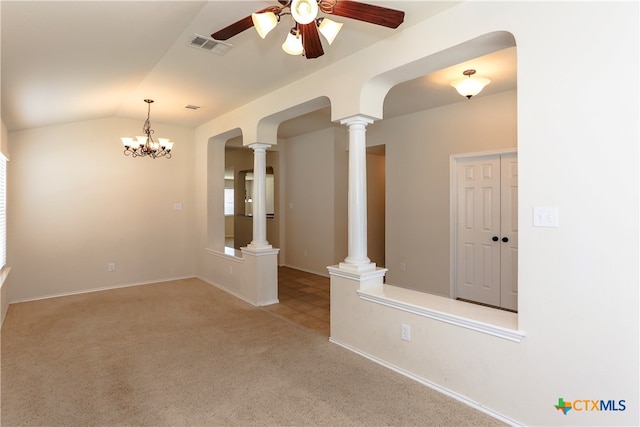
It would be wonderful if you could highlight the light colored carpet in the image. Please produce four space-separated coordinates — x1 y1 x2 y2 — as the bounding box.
1 278 505 426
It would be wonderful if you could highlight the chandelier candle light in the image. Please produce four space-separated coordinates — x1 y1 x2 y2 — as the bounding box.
121 99 174 159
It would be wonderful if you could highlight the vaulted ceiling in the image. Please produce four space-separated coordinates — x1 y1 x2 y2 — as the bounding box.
1 1 516 138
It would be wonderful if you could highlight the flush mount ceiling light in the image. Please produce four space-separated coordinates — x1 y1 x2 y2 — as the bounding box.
211 0 404 60
121 100 174 159
451 69 491 99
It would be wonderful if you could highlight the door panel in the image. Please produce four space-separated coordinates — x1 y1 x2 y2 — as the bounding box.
500 153 518 310
455 156 501 306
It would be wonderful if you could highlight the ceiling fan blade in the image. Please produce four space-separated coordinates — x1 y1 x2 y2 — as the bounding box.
299 23 324 59
211 6 279 40
323 0 405 29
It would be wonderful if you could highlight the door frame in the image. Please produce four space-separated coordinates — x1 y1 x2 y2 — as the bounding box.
449 148 517 299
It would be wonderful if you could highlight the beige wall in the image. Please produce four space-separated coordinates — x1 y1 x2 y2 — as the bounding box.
331 129 348 267
0 120 8 325
282 127 347 275
373 90 517 296
366 149 385 268
7 117 196 301
1 118 8 157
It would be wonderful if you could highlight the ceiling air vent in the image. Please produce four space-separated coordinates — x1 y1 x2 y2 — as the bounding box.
189 34 233 55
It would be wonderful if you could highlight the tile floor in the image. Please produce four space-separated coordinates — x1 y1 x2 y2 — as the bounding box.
263 266 330 336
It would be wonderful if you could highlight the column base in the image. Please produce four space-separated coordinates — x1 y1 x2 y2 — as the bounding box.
338 261 377 273
244 242 274 252
241 247 280 306
328 265 387 289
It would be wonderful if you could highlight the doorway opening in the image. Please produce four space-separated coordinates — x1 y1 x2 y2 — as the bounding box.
451 150 518 311
367 145 386 268
224 142 278 250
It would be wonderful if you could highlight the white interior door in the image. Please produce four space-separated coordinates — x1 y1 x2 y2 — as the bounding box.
454 152 518 310
455 156 502 306
499 153 518 310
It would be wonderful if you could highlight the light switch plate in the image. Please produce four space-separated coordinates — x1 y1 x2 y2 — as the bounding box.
533 206 559 227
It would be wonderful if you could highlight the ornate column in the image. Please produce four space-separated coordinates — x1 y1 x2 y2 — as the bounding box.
246 143 272 250
339 116 376 272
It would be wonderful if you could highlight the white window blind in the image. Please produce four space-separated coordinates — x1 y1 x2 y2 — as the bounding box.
0 154 6 270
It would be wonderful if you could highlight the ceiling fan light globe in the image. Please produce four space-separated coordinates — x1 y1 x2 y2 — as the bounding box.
451 76 490 98
252 12 278 39
318 18 342 45
282 32 303 55
291 0 318 25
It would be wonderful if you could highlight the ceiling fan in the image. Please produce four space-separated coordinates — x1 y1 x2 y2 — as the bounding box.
211 0 405 59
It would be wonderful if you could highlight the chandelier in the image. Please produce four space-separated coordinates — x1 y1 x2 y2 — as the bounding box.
121 99 174 159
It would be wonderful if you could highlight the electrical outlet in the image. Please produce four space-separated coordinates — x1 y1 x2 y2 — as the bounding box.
401 324 411 341
108 263 115 272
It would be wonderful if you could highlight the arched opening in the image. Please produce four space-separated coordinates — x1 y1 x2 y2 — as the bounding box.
372 35 518 312
223 137 279 251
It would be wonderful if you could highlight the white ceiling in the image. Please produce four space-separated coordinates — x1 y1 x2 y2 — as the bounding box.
1 1 516 137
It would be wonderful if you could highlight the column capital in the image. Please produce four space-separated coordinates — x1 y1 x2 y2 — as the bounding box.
247 142 271 152
339 115 376 127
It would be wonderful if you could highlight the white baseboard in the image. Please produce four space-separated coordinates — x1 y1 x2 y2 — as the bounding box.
280 263 330 278
196 275 259 307
328 337 522 427
9 276 195 304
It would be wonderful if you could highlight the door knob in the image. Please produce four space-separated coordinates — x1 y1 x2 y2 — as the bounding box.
492 236 499 242
502 237 509 243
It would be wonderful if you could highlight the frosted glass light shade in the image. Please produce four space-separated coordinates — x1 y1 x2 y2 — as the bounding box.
282 32 303 55
451 76 491 99
318 18 342 45
135 136 147 146
164 141 174 150
252 12 278 39
121 137 133 147
291 0 318 24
